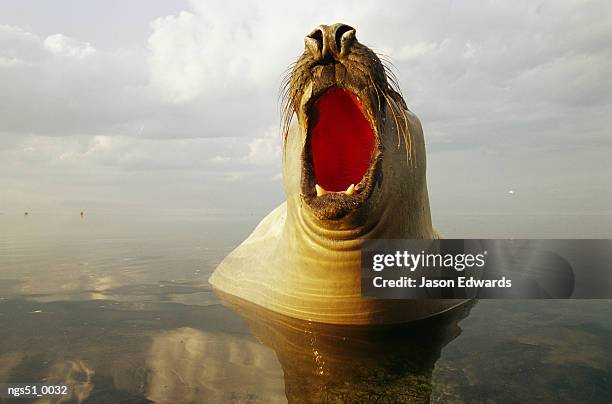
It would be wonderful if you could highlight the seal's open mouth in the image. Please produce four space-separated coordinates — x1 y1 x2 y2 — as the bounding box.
310 88 375 194
300 87 381 220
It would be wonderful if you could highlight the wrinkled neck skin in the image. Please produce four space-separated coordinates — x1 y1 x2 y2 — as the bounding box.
281 107 436 262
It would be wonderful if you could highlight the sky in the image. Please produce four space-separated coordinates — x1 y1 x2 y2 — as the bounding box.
0 0 610 218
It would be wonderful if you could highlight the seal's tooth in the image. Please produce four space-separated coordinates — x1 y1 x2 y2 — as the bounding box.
344 184 356 195
315 184 327 197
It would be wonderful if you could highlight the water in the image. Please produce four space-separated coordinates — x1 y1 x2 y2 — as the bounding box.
0 213 610 403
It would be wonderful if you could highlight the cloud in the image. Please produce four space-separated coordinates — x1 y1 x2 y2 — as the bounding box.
0 24 152 138
390 42 438 62
144 0 612 151
246 127 281 166
0 56 31 67
147 11 209 103
43 34 95 60
0 1 610 214
2 2 611 146
7 135 249 172
0 24 41 61
146 0 369 103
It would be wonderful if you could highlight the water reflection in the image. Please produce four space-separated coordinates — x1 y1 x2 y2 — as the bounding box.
0 295 474 403
0 296 610 403
0 298 271 403
147 327 286 403
217 291 475 403
0 215 610 403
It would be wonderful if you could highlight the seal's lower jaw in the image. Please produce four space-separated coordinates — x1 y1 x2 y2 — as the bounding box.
301 87 381 221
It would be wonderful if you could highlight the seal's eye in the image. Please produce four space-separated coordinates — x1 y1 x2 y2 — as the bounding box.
309 88 374 192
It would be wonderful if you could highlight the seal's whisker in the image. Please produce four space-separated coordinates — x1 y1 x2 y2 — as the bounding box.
278 85 291 105
278 83 292 106
375 51 399 70
278 55 305 101
279 92 291 121
279 85 294 148
376 82 402 151
383 66 401 89
280 106 293 145
391 88 413 162
279 59 303 148
391 91 413 162
375 56 413 162
382 65 405 101
377 81 413 163
371 77 382 111
281 91 297 145
350 59 387 91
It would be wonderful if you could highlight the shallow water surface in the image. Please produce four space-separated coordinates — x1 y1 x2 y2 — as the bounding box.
0 213 610 403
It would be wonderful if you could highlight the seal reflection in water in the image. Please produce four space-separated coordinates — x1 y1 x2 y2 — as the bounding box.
209 23 466 324
217 292 475 403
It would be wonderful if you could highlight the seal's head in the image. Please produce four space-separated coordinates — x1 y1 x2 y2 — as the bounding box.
281 23 428 233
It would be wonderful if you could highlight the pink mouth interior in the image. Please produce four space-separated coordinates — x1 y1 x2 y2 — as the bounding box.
309 88 375 192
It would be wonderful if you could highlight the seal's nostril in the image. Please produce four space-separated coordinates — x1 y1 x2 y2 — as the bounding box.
305 28 324 59
334 24 355 55
309 29 323 44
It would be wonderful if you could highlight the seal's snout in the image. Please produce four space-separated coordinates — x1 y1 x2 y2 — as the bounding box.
305 23 356 62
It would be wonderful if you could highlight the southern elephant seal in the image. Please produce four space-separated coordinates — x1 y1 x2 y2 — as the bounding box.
209 23 466 324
